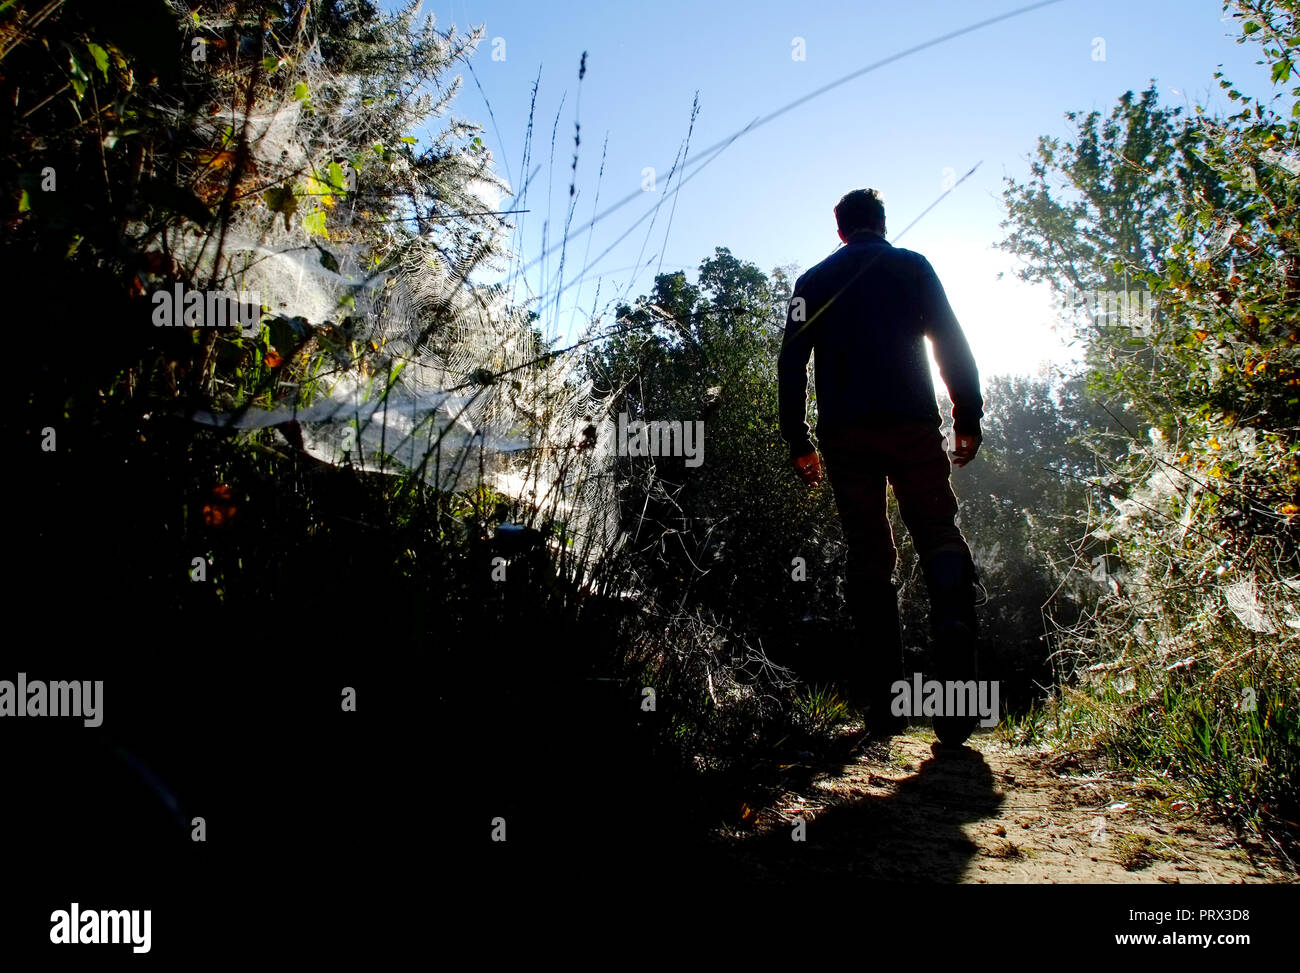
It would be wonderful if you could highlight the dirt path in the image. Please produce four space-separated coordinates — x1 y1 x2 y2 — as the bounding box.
716 728 1292 884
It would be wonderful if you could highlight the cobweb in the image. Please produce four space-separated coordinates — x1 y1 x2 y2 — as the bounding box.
158 53 623 576
1222 578 1275 634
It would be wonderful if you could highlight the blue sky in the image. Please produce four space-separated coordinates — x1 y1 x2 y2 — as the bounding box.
408 0 1278 377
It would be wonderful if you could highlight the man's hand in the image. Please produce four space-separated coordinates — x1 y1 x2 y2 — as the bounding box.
949 432 982 468
793 449 823 487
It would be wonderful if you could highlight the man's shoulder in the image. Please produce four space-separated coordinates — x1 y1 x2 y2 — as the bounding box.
889 245 932 273
792 258 830 298
796 254 832 287
806 241 927 281
802 245 857 284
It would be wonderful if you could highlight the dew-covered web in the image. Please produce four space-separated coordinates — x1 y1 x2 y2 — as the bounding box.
159 47 624 576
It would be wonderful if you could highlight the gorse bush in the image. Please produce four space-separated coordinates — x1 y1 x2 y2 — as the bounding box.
998 0 1300 851
7 0 623 590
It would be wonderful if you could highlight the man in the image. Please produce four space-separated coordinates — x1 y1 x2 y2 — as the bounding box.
778 188 984 746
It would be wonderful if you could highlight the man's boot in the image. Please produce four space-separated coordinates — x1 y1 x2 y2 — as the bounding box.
922 550 981 747
848 580 909 737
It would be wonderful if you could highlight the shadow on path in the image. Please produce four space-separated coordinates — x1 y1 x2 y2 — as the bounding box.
712 737 1005 884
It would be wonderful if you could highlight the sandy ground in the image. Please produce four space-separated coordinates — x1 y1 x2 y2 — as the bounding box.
715 729 1293 884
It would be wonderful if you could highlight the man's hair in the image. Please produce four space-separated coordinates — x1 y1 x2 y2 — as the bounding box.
834 188 886 236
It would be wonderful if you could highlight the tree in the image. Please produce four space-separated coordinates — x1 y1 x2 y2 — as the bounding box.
587 248 846 641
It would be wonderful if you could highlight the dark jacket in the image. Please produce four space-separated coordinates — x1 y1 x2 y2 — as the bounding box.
778 230 983 453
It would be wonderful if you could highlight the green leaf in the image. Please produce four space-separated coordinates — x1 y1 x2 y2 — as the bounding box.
302 210 327 238
86 42 109 78
17 189 29 212
67 50 89 81
1243 21 1262 35
263 56 280 73
293 81 309 101
399 135 417 144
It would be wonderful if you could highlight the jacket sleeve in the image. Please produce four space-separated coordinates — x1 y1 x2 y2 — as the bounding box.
777 272 817 454
915 256 983 436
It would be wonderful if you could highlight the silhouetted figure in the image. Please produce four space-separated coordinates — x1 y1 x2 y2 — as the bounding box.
778 188 984 745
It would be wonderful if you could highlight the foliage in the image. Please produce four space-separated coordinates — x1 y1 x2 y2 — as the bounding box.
997 0 1300 851
586 248 848 642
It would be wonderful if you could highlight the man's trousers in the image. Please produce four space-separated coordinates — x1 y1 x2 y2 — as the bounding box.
817 419 972 593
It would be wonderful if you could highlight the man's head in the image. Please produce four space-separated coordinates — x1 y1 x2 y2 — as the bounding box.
834 188 886 243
